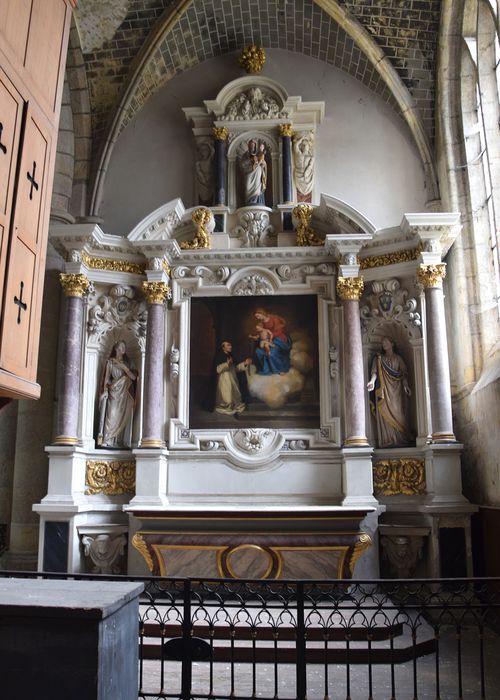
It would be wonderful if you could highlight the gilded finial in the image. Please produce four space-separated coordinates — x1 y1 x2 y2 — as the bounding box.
293 203 323 247
239 45 266 74
180 207 213 250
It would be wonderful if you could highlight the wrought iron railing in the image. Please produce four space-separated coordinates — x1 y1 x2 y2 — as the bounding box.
2 572 500 699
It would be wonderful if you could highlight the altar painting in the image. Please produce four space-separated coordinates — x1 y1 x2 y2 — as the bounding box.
189 295 320 429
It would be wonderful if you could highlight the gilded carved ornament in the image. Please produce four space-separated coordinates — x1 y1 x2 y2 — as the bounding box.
359 247 421 270
142 281 171 305
239 45 266 74
373 459 426 496
278 123 294 138
349 533 372 575
336 276 364 301
180 207 212 250
85 460 136 496
59 273 91 298
80 252 145 275
131 533 154 572
416 263 447 288
293 203 323 247
212 126 229 141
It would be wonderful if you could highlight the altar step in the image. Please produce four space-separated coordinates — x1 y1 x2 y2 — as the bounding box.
140 613 436 665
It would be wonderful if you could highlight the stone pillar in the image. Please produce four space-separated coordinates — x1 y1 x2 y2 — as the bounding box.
336 276 369 447
54 273 90 445
212 127 229 207
141 281 170 448
417 263 456 442
279 123 294 204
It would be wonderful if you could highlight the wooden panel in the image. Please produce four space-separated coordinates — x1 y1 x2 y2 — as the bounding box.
0 0 32 65
0 238 36 376
24 0 68 114
0 70 24 312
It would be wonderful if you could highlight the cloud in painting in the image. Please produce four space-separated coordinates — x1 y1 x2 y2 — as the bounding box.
247 330 314 409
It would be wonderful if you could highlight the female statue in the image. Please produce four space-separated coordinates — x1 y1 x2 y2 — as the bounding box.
239 139 267 205
97 340 138 448
367 336 413 448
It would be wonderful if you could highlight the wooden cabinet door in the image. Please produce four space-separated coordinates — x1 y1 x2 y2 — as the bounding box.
0 101 52 384
0 69 24 315
0 0 32 67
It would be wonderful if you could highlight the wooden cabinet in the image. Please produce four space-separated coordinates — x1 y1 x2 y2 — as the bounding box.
0 0 74 399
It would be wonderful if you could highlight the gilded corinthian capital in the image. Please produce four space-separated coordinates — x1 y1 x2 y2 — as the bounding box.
336 276 364 301
59 273 91 297
416 263 446 289
212 126 229 141
142 281 171 305
279 123 294 138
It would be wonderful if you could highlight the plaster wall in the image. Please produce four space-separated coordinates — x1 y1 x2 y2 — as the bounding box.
100 50 427 236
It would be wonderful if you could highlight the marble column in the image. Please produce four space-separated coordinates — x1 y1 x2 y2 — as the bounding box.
417 263 456 441
279 123 294 204
212 127 229 207
337 276 369 447
141 281 170 448
54 273 90 445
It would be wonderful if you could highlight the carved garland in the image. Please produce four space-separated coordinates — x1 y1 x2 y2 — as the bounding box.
373 459 426 496
85 460 136 495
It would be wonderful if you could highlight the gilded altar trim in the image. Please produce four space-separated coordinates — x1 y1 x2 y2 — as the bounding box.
239 45 266 74
180 207 212 250
212 126 229 141
132 533 154 572
142 281 171 305
53 435 79 445
336 276 364 301
81 252 145 275
416 263 447 288
359 247 421 269
279 123 294 138
293 203 323 247
349 533 372 574
85 459 136 496
373 458 426 496
59 273 91 298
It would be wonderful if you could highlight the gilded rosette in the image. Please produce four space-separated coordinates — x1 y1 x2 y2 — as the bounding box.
279 123 294 138
142 281 171 305
336 276 364 301
212 126 229 141
59 272 91 298
239 45 266 74
373 458 426 496
81 252 145 275
416 263 446 288
85 460 136 495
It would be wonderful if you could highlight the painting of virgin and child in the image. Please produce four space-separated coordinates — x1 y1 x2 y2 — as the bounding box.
189 296 320 428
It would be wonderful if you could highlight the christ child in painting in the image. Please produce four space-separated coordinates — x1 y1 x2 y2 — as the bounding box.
249 323 275 356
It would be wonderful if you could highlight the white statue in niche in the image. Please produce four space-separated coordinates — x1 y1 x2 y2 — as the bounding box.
97 340 138 448
239 139 267 205
195 138 214 205
367 336 414 448
293 131 314 198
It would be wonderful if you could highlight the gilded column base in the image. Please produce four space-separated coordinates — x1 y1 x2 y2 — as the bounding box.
140 438 166 448
344 436 370 447
53 435 79 445
431 432 456 443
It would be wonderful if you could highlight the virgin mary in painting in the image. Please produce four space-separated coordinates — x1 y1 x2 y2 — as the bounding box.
250 308 292 375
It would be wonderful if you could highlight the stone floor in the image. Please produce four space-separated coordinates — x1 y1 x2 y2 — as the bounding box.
139 624 500 699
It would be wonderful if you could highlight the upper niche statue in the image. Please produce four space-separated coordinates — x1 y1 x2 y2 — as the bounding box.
222 87 288 121
239 139 267 205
